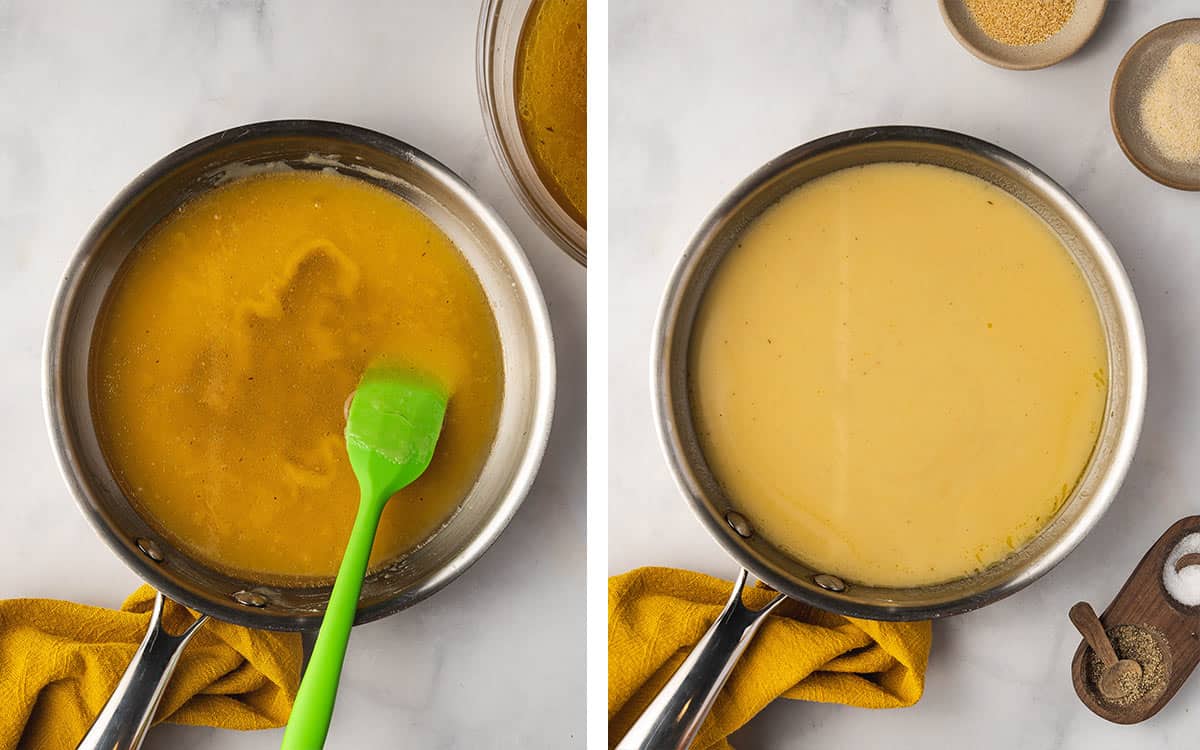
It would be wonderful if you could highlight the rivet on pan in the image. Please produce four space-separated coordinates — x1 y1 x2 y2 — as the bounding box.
136 538 164 562
725 511 753 538
232 590 269 608
814 574 846 593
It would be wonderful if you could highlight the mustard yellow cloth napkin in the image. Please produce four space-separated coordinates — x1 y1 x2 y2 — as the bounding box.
0 584 302 750
609 567 932 749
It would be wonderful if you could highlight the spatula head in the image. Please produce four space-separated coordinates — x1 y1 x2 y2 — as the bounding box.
345 367 448 506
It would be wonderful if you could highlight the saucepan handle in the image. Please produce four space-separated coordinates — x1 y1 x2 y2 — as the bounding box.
614 568 786 750
76 591 209 750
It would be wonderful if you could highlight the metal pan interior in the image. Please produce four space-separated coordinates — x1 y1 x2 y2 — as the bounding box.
45 120 555 630
654 126 1145 621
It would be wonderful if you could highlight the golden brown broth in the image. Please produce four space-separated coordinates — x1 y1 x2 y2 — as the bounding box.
690 163 1107 587
516 0 587 226
91 171 503 582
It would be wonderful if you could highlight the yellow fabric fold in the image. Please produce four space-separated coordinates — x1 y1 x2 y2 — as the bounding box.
608 567 932 749
0 585 302 750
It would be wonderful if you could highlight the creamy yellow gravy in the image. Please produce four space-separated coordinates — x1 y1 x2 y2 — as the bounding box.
690 162 1107 587
92 171 503 582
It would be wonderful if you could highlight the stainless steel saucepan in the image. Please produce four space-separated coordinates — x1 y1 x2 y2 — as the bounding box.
618 126 1146 749
44 120 555 749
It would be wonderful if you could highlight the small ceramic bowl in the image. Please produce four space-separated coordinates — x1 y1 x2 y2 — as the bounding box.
477 0 587 265
939 0 1108 70
1110 18 1200 191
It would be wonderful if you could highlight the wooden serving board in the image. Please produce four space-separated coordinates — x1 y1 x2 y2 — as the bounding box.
1071 516 1200 723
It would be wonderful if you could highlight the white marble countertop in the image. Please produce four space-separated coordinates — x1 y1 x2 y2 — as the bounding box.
610 1 1200 747
0 1 584 748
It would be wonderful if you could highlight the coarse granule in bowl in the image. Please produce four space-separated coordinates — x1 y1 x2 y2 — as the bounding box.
964 0 1074 46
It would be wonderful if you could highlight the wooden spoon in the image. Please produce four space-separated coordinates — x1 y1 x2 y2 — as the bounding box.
1174 552 1200 573
1070 601 1143 701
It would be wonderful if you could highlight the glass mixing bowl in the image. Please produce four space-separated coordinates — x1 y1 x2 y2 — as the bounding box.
477 0 587 265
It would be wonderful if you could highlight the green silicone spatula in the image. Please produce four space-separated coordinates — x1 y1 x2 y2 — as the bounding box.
281 367 448 750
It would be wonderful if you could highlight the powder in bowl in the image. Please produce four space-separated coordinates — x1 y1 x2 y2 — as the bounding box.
1140 42 1200 165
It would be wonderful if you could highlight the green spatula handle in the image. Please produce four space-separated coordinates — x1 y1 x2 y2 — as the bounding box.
281 495 384 750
